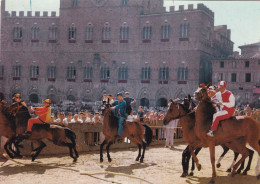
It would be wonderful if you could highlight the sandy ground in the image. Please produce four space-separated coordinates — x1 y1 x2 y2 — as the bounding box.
0 143 259 184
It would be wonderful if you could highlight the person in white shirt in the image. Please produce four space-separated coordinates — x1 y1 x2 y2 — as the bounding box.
165 119 178 148
71 114 83 123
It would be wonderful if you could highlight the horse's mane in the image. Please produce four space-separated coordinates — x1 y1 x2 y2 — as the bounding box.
104 107 118 129
180 103 196 119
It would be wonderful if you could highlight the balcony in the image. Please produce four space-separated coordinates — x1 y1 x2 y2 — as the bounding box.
102 40 111 43
161 38 169 42
48 40 57 43
120 40 128 43
118 80 127 83
179 37 189 41
141 80 150 84
142 39 151 43
84 79 92 82
31 39 39 43
13 77 20 80
13 39 22 42
48 78 56 82
159 80 168 84
178 81 187 84
85 40 93 43
68 39 76 43
67 78 76 82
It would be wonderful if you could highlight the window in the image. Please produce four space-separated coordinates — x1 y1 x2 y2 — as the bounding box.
30 65 39 78
13 65 21 78
232 61 236 68
47 66 56 79
0 66 4 79
245 61 249 68
101 66 110 80
180 23 190 38
31 24 39 41
122 0 127 5
231 73 236 82
219 73 224 81
120 23 129 41
245 73 251 82
84 65 93 79
220 61 224 68
13 23 22 41
102 22 111 42
118 66 128 80
178 67 188 81
67 66 76 80
141 67 151 80
143 25 152 40
161 22 170 40
68 24 77 41
85 23 93 42
48 24 57 41
72 0 77 7
159 67 169 81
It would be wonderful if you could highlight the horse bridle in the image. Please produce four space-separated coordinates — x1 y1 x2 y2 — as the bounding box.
170 102 195 120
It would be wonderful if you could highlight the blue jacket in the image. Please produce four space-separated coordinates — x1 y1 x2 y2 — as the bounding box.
112 100 127 118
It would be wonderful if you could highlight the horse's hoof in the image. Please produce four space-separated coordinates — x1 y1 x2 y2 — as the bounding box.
226 168 232 172
108 158 112 163
237 169 242 174
136 157 140 161
189 172 194 176
31 157 36 162
180 172 188 178
216 163 221 168
100 158 103 163
208 180 215 184
140 158 144 163
242 171 247 175
197 164 202 171
73 158 77 162
231 172 237 177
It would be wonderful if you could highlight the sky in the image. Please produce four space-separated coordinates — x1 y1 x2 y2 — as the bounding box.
4 0 260 52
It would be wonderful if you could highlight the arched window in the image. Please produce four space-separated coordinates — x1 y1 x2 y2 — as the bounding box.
68 23 77 41
140 98 149 107
49 23 57 41
13 64 21 78
29 93 39 103
101 66 110 80
30 65 39 79
118 63 128 80
102 22 111 42
178 62 188 81
0 65 4 79
161 20 170 40
159 67 169 81
13 23 22 41
180 23 190 38
85 23 93 42
31 23 39 41
141 65 151 81
120 22 129 41
143 22 152 40
47 65 56 79
84 63 93 80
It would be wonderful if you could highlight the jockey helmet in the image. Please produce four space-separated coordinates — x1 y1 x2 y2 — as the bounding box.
43 99 51 104
218 81 226 88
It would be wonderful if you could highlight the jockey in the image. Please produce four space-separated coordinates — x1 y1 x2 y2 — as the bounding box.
111 92 127 137
124 92 136 115
12 93 27 107
25 99 51 134
207 81 235 137
207 86 222 111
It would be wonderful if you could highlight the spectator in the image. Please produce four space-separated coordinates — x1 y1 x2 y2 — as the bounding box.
71 114 83 123
165 119 178 148
137 106 144 122
64 112 73 125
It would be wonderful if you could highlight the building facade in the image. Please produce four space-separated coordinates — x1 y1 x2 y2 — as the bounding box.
0 0 233 107
212 42 260 107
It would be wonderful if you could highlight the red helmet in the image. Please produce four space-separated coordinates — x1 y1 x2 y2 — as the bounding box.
43 99 51 104
218 81 226 88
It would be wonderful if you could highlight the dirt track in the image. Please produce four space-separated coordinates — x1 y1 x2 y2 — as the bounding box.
0 143 259 184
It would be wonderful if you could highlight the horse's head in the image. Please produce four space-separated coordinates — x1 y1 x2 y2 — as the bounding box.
194 83 211 102
102 103 112 116
163 99 190 125
8 102 24 115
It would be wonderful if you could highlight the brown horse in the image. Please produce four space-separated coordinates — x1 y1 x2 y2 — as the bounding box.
100 104 152 163
164 98 254 178
193 84 260 183
9 102 79 162
0 101 21 158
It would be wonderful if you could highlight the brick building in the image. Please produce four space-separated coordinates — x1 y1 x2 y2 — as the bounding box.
212 42 260 107
0 0 233 107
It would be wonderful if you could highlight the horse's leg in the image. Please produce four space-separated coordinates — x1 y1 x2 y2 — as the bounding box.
189 146 201 171
106 141 113 162
230 147 249 177
190 147 202 176
8 137 21 158
248 140 260 180
227 152 239 172
100 140 107 163
136 144 141 161
31 141 46 162
217 145 229 168
209 145 216 184
242 148 254 175
140 141 147 163
4 138 15 158
181 145 190 177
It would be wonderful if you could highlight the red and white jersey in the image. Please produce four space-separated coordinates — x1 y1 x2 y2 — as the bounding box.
211 92 222 103
220 90 235 112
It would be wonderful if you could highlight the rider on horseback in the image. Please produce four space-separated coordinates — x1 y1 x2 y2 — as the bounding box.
12 93 27 107
207 81 235 137
111 92 127 137
25 99 52 134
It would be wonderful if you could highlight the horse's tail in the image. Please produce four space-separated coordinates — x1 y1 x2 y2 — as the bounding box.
64 128 76 147
143 124 153 146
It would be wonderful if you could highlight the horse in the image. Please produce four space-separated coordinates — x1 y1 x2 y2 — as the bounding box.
164 98 254 178
8 102 79 162
100 104 153 163
193 84 260 183
0 100 21 158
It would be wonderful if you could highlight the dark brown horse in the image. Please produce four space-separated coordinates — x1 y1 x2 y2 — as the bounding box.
0 100 21 158
100 104 152 163
164 98 254 178
193 84 260 183
9 102 79 162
